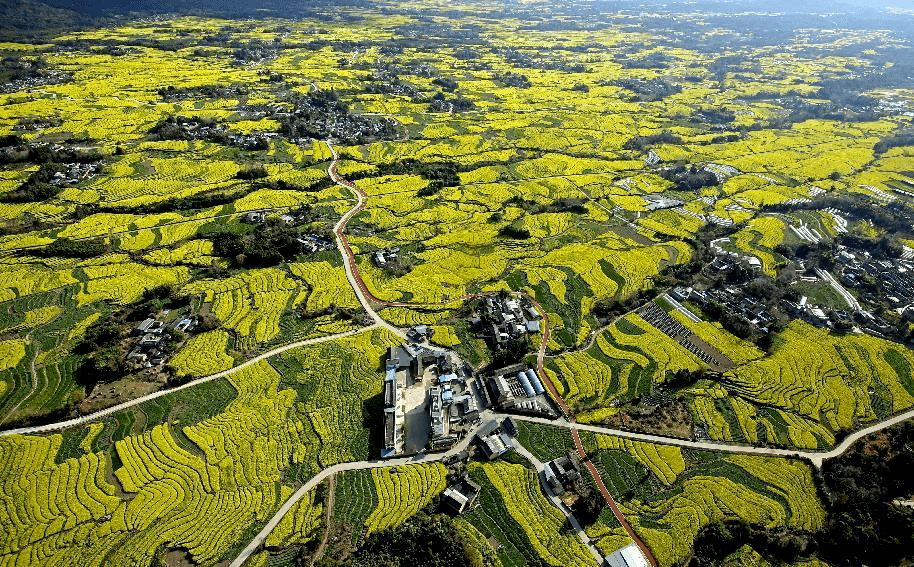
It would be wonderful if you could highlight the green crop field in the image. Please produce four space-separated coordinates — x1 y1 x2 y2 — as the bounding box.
589 434 826 567
1 1 913 565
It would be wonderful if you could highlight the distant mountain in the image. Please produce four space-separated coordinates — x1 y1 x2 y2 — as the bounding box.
0 0 100 41
39 0 366 16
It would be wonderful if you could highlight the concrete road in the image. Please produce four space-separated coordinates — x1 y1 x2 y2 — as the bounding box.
0 325 378 438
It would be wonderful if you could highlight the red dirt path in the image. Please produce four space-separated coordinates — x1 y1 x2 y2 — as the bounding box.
330 154 658 567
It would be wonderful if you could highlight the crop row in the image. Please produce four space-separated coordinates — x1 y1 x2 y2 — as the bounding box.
595 435 685 486
265 488 323 548
332 469 377 545
687 321 914 447
182 268 303 348
170 330 234 378
0 340 26 372
287 261 361 312
275 328 400 466
479 461 594 567
0 355 322 566
144 240 218 267
591 438 826 567
554 313 702 415
77 261 191 307
365 462 446 534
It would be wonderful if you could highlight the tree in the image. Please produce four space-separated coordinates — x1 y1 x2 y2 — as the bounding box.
236 164 268 180
317 511 480 567
570 482 605 526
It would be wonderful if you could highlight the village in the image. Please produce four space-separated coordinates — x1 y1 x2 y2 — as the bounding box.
664 218 914 349
126 313 198 369
379 293 557 460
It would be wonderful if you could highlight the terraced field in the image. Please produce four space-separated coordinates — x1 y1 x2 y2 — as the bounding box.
589 433 826 567
686 321 914 448
0 326 396 566
548 312 703 418
1 2 914 566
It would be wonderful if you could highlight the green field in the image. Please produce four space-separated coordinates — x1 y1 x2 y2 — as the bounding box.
1 1 914 566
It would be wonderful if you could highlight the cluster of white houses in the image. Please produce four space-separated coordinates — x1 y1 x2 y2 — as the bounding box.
480 363 555 417
382 326 479 457
126 315 197 368
476 295 541 348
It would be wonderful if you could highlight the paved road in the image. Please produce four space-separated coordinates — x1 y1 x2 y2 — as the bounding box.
229 425 480 567
512 442 606 565
662 293 702 323
505 411 914 468
230 404 914 567
5 132 913 567
811 407 914 465
321 153 646 567
327 142 406 339
815 267 861 311
0 325 378 438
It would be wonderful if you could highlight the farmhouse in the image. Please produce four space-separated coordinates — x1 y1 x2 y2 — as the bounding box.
484 364 553 415
372 247 400 267
173 317 196 333
441 476 481 514
139 333 163 349
489 374 516 407
382 362 402 458
475 418 516 460
406 324 432 343
133 317 164 336
543 453 581 496
478 295 541 349
429 385 446 438
296 234 334 254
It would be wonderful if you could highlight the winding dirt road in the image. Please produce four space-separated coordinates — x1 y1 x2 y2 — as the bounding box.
2 139 912 567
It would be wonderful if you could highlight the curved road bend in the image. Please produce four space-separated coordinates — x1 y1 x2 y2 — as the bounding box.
324 144 659 566
512 442 606 565
327 144 405 339
508 410 914 469
229 424 481 567
0 324 379 438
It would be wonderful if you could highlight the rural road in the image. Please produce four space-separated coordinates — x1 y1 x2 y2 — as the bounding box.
0 324 378 438
506 411 914 468
327 142 405 339
229 424 480 567
1 133 912 567
815 267 861 311
512 442 607 566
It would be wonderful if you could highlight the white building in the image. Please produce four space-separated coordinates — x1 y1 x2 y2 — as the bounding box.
606 542 650 567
